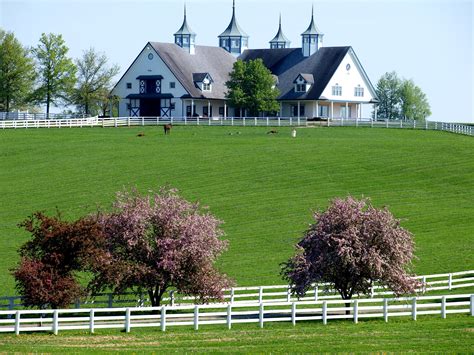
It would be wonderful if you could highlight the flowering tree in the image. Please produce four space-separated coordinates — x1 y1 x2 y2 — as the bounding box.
12 212 104 308
281 197 418 300
89 188 232 307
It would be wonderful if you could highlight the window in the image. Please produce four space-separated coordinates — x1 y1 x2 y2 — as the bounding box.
292 105 305 117
319 105 328 117
295 84 307 92
332 84 342 96
170 102 175 110
354 86 364 97
186 105 197 117
202 83 211 91
126 83 132 89
170 82 175 89
126 103 131 110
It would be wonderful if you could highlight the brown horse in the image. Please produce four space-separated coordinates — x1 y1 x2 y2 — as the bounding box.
163 124 172 135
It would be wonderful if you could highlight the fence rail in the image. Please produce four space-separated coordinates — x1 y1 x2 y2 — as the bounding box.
1 116 472 136
0 293 472 334
1 270 472 310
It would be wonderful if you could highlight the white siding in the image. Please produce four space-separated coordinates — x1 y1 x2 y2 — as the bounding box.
111 45 188 117
320 50 375 103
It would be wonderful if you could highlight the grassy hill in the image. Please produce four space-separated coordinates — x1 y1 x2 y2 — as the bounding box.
0 125 473 296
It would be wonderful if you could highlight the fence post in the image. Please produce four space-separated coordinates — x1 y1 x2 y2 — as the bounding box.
254 117 257 126
278 116 281 126
290 117 293 126
413 120 416 129
314 285 318 302
197 116 200 125
385 119 388 128
259 303 264 328
291 302 296 326
435 122 438 130
141 117 144 126
231 116 234 126
161 306 166 332
322 301 327 325
259 286 263 303
370 285 375 298
243 117 246 126
448 273 452 290
297 117 300 126
287 286 291 302
425 120 428 130
353 300 358 324
114 118 117 128
208 118 211 126
230 287 235 304
90 309 95 333
470 295 474 317
53 310 59 335
412 297 417 321
15 311 20 335
441 296 446 319
170 291 175 306
422 276 427 294
184 116 187 125
383 298 388 322
400 120 403 128
266 117 269 126
227 304 232 329
125 308 131 333
194 305 199 330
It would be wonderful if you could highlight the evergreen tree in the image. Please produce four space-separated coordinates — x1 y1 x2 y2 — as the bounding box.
32 33 76 118
375 71 401 120
0 30 36 114
226 59 280 116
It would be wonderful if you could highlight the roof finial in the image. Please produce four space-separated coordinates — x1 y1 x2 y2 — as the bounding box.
279 12 282 26
312 3 314 21
233 0 236 15
184 3 187 20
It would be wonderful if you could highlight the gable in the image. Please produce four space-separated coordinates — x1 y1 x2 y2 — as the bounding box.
320 48 377 102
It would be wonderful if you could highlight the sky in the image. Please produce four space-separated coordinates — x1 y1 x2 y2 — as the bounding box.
1 0 472 122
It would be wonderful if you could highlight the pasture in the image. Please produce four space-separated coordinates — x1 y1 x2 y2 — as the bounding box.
0 125 473 297
0 125 473 352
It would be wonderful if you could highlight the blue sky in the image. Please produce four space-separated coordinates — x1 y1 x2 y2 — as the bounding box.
1 0 472 122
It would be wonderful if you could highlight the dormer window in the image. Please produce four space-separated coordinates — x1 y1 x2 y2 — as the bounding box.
293 73 314 93
193 72 213 92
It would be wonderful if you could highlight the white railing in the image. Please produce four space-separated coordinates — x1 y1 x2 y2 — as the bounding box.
2 270 473 310
0 293 472 334
0 112 88 120
1 116 472 136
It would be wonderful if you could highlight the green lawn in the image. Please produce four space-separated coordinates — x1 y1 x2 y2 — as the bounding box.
0 126 473 296
0 315 472 353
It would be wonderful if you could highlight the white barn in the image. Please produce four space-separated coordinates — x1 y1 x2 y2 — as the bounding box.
111 1 378 119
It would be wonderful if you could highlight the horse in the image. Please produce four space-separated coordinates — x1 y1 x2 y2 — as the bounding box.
163 124 172 135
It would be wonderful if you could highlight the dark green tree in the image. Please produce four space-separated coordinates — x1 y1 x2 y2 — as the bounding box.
73 48 120 115
226 59 280 116
32 33 76 118
0 30 36 114
400 79 431 121
375 71 431 121
375 71 402 120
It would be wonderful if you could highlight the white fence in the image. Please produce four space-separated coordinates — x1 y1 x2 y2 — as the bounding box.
1 270 473 310
0 293 472 335
1 116 472 136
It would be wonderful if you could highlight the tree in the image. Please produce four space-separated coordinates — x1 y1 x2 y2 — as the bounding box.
89 187 232 307
281 197 418 302
0 30 36 114
400 79 431 121
12 212 104 309
32 33 76 118
375 71 402 120
226 58 280 116
375 71 431 121
73 48 120 115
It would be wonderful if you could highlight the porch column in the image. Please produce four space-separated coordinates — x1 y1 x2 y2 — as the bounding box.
330 101 334 119
315 100 319 118
191 99 195 116
208 101 211 118
346 102 349 118
374 103 377 121
224 102 227 119
297 101 300 119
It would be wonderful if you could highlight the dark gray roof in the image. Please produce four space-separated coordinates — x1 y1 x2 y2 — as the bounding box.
269 16 290 45
301 8 322 35
174 5 196 36
150 42 236 99
297 73 315 84
192 72 213 83
240 46 351 100
218 1 248 38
